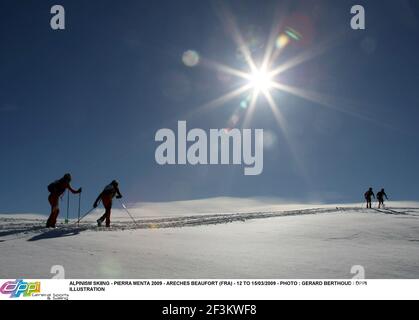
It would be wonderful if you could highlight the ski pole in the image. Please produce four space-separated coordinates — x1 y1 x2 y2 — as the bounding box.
77 192 81 225
76 199 101 224
76 207 95 224
118 199 139 228
65 190 70 224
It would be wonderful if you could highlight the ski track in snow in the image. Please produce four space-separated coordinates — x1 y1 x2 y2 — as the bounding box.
2 205 419 279
1 206 419 242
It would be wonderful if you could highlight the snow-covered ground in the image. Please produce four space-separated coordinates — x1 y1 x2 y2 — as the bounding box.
1 199 419 279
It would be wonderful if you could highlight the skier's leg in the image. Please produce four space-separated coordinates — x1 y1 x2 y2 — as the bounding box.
47 195 54 227
105 206 111 227
98 212 106 223
97 214 104 227
47 195 59 227
102 197 112 227
52 209 60 227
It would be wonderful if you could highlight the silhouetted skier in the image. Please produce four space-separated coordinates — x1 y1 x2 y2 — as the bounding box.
94 180 123 228
46 173 82 228
377 189 388 209
364 187 375 209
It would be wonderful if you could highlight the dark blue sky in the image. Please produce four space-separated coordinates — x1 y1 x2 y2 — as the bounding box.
1 0 419 214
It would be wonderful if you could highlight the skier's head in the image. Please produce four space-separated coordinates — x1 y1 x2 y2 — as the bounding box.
63 173 72 182
381 188 385 192
111 180 119 187
369 187 373 191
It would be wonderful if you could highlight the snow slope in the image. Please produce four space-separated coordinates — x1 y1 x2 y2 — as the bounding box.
1 200 419 279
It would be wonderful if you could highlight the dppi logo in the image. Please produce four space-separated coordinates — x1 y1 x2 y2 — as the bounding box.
0 280 41 298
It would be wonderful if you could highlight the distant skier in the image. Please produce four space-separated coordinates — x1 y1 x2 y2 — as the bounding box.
93 180 123 227
377 189 388 209
46 173 82 228
364 187 375 209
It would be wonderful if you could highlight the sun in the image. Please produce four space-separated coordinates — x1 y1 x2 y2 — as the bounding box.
248 68 273 93
192 7 338 131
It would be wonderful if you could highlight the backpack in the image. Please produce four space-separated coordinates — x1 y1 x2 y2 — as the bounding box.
48 180 63 194
103 184 116 196
48 181 56 193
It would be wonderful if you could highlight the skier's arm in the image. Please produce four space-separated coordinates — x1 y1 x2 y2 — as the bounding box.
67 184 82 194
93 193 103 208
384 192 388 200
115 187 123 199
372 193 375 199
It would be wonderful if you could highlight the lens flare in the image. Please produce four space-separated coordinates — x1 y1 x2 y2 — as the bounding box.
182 50 200 67
285 27 302 41
276 33 290 48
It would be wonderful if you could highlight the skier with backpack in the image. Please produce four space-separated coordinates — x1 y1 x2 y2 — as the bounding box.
46 173 82 228
364 187 375 209
377 188 389 209
93 180 123 227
